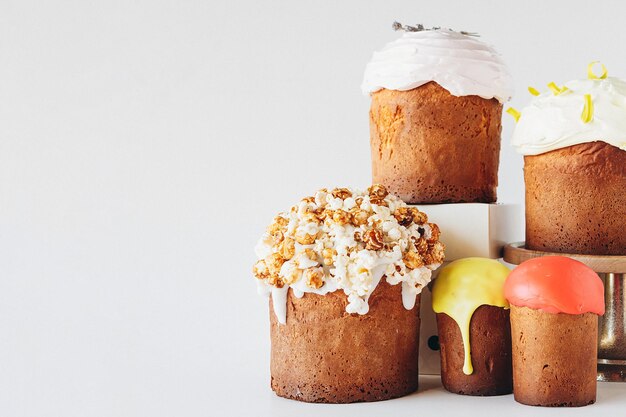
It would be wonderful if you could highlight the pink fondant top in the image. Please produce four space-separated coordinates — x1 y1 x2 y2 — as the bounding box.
504 256 605 315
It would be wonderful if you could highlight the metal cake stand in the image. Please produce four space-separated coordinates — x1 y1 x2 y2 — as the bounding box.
503 242 626 382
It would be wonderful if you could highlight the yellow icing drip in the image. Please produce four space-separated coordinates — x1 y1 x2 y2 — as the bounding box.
506 107 520 122
582 93 594 123
528 86 540 96
432 258 510 375
587 61 608 80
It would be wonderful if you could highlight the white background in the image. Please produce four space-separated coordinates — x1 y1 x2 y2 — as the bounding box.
1 1 624 416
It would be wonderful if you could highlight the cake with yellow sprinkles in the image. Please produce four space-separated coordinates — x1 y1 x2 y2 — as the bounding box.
509 63 626 255
253 185 445 403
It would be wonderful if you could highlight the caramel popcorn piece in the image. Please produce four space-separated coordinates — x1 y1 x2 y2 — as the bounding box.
409 207 428 225
252 260 270 279
363 229 384 251
350 208 369 226
423 241 446 265
278 237 295 260
331 187 352 200
268 216 288 243
273 230 285 244
427 223 441 243
332 209 352 225
411 236 429 254
295 233 316 245
394 207 414 226
403 251 425 270
303 248 319 263
301 212 321 225
304 267 324 289
368 184 389 199
267 274 285 288
265 252 286 276
268 216 288 233
369 197 389 207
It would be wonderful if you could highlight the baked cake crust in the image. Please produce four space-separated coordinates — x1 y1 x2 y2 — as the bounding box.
524 141 626 255
510 306 597 407
369 82 502 204
269 281 420 403
437 305 512 396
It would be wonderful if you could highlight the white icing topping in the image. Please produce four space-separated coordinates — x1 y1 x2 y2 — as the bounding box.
270 286 289 324
512 77 626 155
253 187 444 324
401 282 417 310
361 29 513 102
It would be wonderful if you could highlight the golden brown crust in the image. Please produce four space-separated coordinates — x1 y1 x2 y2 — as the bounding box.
269 281 420 403
369 82 502 204
524 141 626 255
510 305 597 407
436 305 512 396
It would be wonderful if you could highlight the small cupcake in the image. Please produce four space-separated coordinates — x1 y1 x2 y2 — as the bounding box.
511 63 626 255
504 256 605 407
432 258 512 396
362 23 513 203
253 185 445 403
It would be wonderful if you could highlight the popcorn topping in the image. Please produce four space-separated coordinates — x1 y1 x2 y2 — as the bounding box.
253 185 446 323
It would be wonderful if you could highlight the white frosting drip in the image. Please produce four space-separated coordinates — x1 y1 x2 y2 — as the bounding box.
260 262 432 324
361 29 513 102
256 280 270 297
512 77 626 155
401 281 417 310
270 286 289 324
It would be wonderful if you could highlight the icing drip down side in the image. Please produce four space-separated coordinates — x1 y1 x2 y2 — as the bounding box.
432 258 510 375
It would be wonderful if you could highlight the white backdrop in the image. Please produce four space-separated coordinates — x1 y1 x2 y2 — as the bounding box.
1 1 624 416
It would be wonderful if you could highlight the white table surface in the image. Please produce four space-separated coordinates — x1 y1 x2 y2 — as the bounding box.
222 374 625 417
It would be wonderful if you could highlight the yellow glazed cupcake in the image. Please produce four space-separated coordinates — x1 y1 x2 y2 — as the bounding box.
432 258 512 396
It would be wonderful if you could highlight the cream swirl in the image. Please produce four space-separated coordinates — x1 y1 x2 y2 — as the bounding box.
511 77 626 155
361 29 513 102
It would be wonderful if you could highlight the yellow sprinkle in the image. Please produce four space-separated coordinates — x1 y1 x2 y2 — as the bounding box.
506 107 521 122
588 61 608 80
528 87 540 96
581 94 594 123
547 82 568 95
